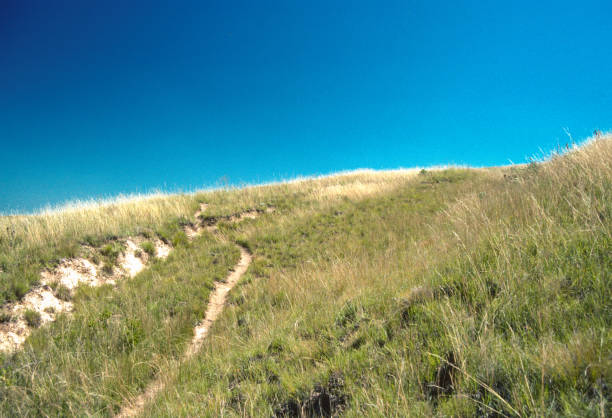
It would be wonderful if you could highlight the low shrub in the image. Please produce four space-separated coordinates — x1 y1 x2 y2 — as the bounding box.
24 310 41 328
141 241 156 257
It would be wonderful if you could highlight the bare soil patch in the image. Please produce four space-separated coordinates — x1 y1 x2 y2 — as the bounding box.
0 237 171 352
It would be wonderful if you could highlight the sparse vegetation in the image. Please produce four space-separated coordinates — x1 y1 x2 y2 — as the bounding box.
0 135 610 416
23 310 41 328
141 241 156 257
0 194 199 305
55 284 71 301
0 312 12 324
100 242 124 265
101 263 115 275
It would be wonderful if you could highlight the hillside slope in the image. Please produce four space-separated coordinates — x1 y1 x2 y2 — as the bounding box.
1 136 610 416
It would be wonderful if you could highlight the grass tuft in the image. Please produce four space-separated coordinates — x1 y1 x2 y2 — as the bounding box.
23 309 42 328
140 241 156 257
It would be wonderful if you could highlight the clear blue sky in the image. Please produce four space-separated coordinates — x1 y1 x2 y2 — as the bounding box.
1 1 610 213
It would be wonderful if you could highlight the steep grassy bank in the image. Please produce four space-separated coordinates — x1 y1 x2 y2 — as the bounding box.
0 170 417 306
0 231 239 415
0 194 200 305
1 136 610 416
0 169 419 415
142 138 611 416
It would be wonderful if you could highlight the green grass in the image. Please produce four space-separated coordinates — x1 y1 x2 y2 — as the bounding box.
141 241 156 257
55 284 71 301
23 309 41 328
100 241 124 266
0 136 611 416
0 233 239 415
0 195 201 305
141 142 610 416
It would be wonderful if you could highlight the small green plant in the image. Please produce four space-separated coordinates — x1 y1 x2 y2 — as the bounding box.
157 217 186 244
83 235 103 247
100 242 123 264
0 255 9 272
24 310 41 328
55 284 71 301
102 263 114 275
171 231 189 248
0 311 13 323
120 319 145 352
141 241 156 257
12 280 30 300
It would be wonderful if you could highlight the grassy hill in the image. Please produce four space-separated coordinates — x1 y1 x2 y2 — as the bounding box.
0 136 610 416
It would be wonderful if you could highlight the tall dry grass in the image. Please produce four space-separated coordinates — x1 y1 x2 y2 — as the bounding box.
0 193 197 248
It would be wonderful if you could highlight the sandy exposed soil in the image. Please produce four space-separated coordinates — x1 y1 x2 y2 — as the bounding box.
2 202 266 417
1 203 266 353
119 238 171 278
120 240 146 278
0 287 73 352
0 238 170 352
155 241 171 258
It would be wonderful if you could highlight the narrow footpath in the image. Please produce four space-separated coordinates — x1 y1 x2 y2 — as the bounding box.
117 245 252 417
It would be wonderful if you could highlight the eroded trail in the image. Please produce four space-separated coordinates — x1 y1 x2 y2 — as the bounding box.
117 245 252 417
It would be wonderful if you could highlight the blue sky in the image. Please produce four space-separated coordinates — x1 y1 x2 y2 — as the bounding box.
1 1 610 213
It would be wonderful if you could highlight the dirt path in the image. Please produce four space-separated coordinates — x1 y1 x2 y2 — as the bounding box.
117 245 252 417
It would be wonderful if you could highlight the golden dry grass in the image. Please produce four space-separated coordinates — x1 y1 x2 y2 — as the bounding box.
0 193 196 248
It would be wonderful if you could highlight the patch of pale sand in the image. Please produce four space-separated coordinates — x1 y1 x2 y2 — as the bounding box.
41 258 102 289
18 287 73 323
119 240 147 278
117 238 171 278
117 247 252 417
0 321 28 352
0 286 73 352
154 240 171 259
